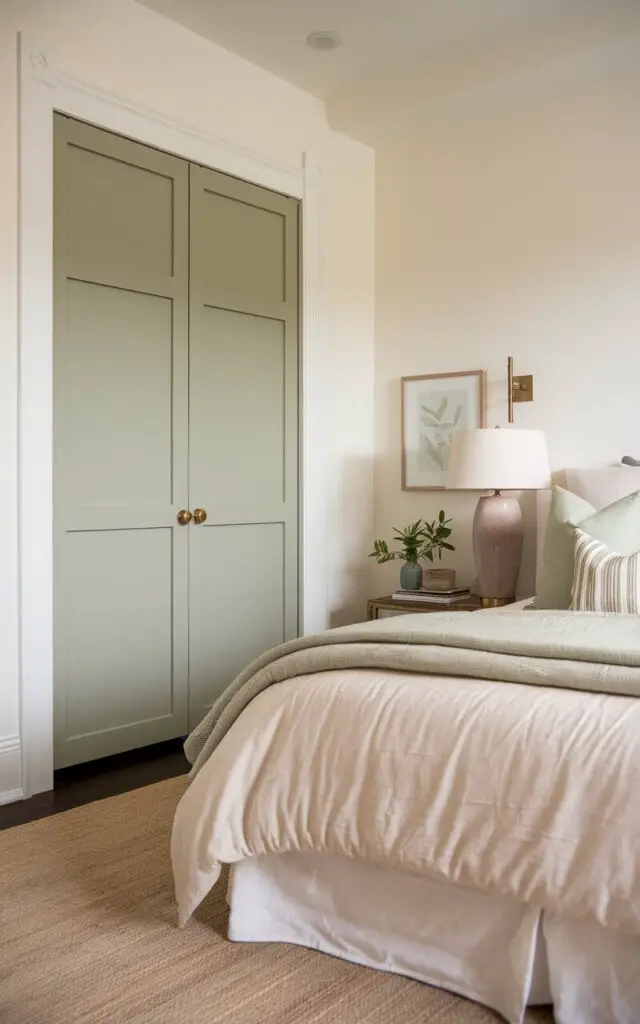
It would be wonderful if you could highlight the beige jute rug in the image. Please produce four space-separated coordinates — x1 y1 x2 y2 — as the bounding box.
0 776 554 1024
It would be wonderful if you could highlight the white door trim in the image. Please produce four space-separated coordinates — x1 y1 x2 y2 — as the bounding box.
17 34 328 798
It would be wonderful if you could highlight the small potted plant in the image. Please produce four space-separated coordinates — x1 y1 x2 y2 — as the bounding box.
369 512 454 591
421 511 456 590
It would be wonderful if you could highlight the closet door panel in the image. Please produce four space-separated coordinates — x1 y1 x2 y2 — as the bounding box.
188 164 299 730
193 188 286 309
53 115 190 768
57 282 174 508
189 524 285 723
189 306 285 506
64 141 175 282
57 528 176 761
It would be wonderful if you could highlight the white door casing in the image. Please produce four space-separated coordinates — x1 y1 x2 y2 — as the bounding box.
17 35 328 800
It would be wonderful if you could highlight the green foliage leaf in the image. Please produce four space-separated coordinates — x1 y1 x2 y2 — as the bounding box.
369 538 399 563
372 513 455 569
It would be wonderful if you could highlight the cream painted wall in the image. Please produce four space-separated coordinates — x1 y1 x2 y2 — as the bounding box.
0 0 374 799
374 69 640 598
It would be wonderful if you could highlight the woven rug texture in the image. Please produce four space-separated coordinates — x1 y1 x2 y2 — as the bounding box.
0 776 554 1024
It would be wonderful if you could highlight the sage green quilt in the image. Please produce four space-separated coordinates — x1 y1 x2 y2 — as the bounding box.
185 609 640 776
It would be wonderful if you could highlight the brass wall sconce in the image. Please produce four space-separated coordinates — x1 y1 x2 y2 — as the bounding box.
507 356 534 423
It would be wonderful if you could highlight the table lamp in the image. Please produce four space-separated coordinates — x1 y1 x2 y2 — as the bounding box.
447 428 550 606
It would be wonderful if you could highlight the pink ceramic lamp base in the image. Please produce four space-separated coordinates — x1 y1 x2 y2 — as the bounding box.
472 492 523 607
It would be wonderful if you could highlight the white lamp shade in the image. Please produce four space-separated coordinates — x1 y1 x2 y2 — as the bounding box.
447 428 551 491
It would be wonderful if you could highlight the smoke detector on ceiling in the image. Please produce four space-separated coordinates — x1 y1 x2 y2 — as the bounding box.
306 31 341 51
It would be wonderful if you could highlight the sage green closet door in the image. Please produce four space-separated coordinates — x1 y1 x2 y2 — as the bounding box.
53 116 190 768
188 164 299 729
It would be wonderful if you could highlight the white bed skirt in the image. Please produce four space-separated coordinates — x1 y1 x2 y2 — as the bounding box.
227 852 640 1024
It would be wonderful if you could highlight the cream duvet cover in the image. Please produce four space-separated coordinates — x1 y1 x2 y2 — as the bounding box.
172 610 640 935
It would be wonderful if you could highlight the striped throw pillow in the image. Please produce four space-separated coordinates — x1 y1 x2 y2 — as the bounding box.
571 528 640 613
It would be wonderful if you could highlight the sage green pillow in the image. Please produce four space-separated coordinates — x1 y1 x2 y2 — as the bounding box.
534 486 640 609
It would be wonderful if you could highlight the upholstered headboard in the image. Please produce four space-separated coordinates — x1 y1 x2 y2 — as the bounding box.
536 467 640 587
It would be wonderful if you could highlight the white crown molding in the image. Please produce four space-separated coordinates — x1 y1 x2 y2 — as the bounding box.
21 36 304 189
17 32 329 798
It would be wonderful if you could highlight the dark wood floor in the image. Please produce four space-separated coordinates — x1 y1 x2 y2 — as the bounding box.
0 739 189 831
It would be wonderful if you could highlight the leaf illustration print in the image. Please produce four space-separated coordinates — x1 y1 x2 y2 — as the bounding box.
439 432 454 470
424 435 443 469
453 404 462 426
420 406 441 427
435 397 448 421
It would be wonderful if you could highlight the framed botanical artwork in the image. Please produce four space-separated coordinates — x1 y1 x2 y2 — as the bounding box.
401 369 485 490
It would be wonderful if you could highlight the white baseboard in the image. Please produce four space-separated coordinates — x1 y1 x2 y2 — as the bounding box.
0 736 23 804
0 788 24 806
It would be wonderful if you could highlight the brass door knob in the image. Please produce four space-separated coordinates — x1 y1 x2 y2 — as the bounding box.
193 508 207 525
176 509 192 525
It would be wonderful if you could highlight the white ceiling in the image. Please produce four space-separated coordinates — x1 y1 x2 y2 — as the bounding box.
137 0 640 142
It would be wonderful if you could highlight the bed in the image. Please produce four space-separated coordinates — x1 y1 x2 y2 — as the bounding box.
171 468 640 1024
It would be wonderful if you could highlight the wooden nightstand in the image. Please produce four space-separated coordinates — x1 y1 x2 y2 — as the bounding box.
367 594 483 620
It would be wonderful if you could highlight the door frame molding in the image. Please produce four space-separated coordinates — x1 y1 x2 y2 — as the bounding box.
17 34 328 798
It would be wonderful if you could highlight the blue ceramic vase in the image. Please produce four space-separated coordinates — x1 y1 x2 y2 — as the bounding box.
400 561 422 591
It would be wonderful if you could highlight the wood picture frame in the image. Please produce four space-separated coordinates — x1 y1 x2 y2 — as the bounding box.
401 370 485 491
